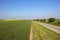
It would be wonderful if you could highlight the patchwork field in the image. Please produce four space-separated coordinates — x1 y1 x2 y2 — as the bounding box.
0 20 31 40
0 20 60 40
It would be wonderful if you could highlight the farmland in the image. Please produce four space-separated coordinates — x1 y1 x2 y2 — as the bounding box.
0 20 60 40
32 21 60 40
0 20 31 40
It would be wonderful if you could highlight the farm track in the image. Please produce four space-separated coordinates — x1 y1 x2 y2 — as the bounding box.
36 21 60 34
30 26 33 40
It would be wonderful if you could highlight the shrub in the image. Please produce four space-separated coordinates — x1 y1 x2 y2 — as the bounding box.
43 19 46 22
48 18 55 22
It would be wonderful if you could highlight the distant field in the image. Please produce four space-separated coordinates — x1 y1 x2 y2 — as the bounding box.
0 20 31 40
32 21 60 40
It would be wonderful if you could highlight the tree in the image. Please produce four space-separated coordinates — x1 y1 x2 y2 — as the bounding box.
40 19 43 22
40 19 46 22
43 19 46 22
48 18 55 22
33 19 39 21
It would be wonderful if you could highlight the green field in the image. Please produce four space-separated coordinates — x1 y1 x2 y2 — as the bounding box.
0 20 31 40
0 20 60 40
32 21 60 40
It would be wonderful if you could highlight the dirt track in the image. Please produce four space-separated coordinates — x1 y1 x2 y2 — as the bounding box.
30 26 33 40
36 21 60 34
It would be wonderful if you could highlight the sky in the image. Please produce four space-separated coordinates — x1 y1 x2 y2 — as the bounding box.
0 0 60 19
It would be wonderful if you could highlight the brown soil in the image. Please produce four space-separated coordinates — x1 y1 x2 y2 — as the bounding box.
30 26 33 40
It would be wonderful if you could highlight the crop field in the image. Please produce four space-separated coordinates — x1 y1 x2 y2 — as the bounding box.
0 20 60 40
0 20 31 40
32 21 60 40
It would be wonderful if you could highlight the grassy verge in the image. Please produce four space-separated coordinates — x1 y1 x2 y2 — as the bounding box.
47 21 60 26
45 19 60 26
0 20 31 40
32 21 60 40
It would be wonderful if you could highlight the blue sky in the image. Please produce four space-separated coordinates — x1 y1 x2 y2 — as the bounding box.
0 0 60 19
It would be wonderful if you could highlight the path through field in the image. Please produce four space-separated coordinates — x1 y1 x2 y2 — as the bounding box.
36 21 60 34
30 26 33 40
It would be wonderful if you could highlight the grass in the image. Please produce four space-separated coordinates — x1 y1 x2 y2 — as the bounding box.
50 20 60 26
0 20 31 40
32 21 60 40
46 19 60 26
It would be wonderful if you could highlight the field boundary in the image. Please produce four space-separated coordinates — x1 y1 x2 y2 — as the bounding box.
30 26 33 40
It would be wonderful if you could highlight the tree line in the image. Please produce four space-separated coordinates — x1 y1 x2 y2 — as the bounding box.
33 18 56 23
